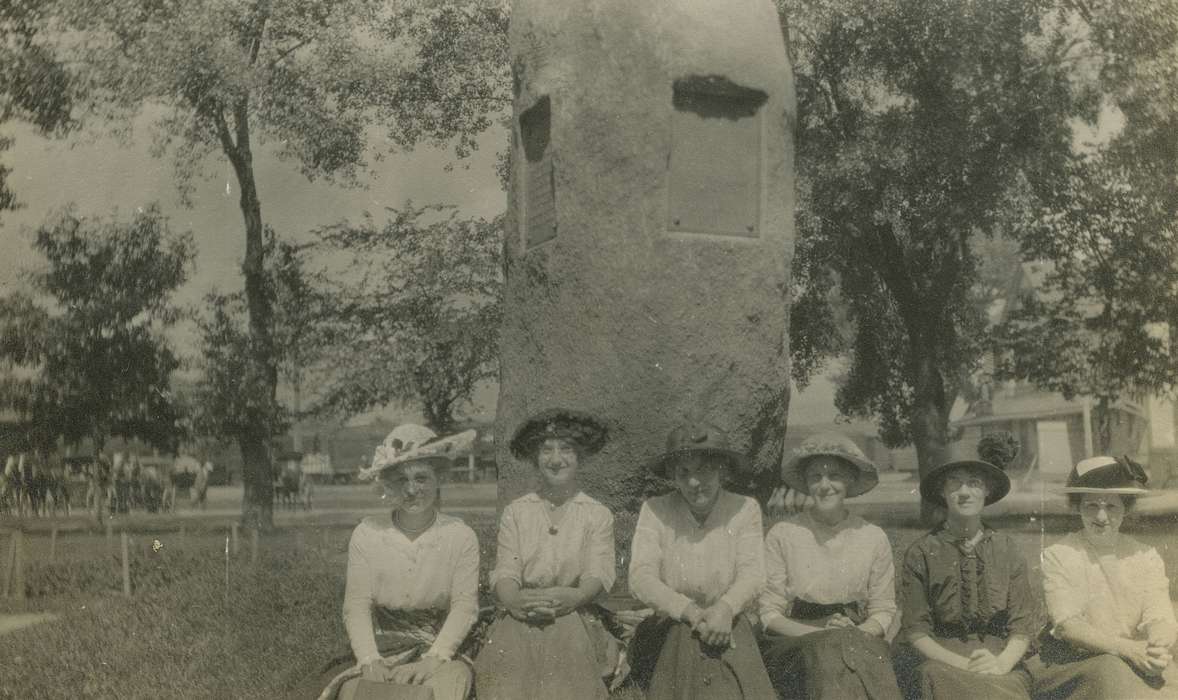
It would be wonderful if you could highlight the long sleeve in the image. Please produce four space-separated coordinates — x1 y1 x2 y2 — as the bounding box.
1139 549 1177 631
628 502 695 620
343 528 380 665
719 499 765 614
758 526 792 628
864 530 897 632
489 505 522 589
427 528 480 660
900 544 932 642
1004 542 1040 638
585 507 617 593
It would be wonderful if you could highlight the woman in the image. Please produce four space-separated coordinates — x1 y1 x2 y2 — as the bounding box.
316 424 480 700
896 445 1039 700
474 408 618 700
1027 455 1178 698
627 421 775 700
760 432 902 699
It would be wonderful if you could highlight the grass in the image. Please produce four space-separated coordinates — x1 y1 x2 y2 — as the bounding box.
2 511 1177 698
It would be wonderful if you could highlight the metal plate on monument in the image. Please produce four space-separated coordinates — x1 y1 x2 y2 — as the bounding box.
520 96 557 248
668 81 765 238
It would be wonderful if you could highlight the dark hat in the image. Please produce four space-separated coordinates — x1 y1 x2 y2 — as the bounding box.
509 408 609 459
1062 456 1149 495
781 432 879 498
647 421 749 478
919 441 1011 507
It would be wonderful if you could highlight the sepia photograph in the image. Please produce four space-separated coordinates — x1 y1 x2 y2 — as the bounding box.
1 0 1177 698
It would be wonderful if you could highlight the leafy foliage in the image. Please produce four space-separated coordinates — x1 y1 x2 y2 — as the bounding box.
0 205 194 453
782 0 1098 465
0 0 76 216
313 204 502 431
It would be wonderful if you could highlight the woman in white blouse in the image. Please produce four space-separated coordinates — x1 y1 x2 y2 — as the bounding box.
316 424 480 700
627 421 775 700
1027 455 1178 698
760 432 902 699
474 408 618 700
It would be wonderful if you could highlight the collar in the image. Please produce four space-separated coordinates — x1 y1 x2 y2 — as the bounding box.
521 491 594 505
933 522 993 545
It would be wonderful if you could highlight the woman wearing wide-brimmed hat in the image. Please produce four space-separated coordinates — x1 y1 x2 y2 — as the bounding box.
314 424 480 700
1024 455 1178 698
626 421 775 700
474 408 619 700
758 432 902 699
894 444 1040 700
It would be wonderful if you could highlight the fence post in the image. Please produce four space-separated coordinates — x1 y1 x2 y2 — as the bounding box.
11 529 25 600
106 520 114 556
468 453 476 483
50 527 58 563
121 531 131 598
250 528 259 565
231 523 240 556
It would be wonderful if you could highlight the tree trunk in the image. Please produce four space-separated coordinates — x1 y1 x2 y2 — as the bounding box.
910 352 951 525
222 100 277 531
1093 397 1113 454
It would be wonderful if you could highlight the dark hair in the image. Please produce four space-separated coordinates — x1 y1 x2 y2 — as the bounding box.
1067 492 1137 511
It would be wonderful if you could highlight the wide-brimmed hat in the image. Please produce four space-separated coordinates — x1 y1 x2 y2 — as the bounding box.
920 442 1011 507
646 421 749 478
509 408 609 459
781 432 879 498
358 424 462 482
1062 455 1149 495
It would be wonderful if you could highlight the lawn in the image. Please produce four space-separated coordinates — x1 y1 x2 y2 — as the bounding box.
1 509 1176 699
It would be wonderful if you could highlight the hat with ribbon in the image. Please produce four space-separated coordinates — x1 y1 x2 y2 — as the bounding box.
1062 455 1149 495
780 432 879 498
509 408 609 459
646 421 749 478
919 441 1012 507
357 424 461 482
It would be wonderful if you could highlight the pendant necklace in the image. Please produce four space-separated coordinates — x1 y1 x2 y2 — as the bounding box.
394 510 437 538
543 497 565 535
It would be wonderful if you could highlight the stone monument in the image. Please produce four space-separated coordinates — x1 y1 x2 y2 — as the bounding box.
497 0 796 518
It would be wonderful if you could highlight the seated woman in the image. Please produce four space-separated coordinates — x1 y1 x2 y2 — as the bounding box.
474 409 618 700
1027 455 1178 699
759 432 902 700
317 424 480 700
627 421 775 700
896 446 1039 700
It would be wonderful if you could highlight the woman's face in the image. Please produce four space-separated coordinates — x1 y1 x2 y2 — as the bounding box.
1079 493 1125 545
536 437 579 490
382 461 439 515
804 456 855 510
673 455 724 516
941 467 989 518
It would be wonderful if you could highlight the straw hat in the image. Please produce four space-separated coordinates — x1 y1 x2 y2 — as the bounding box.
780 432 879 498
357 424 452 482
1061 456 1149 495
646 421 749 478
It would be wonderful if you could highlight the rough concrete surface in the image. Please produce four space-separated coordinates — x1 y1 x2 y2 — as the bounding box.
497 0 796 514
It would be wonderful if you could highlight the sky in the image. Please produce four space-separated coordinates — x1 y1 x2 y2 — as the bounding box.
0 108 851 429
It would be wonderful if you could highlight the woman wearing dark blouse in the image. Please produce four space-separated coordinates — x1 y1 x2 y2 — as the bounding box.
895 448 1040 699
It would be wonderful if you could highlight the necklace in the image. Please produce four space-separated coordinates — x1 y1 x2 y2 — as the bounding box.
542 497 567 535
394 510 437 537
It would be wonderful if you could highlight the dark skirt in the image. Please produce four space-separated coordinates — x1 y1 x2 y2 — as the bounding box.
1025 635 1177 699
762 628 902 700
893 636 1032 700
473 608 615 700
629 615 775 700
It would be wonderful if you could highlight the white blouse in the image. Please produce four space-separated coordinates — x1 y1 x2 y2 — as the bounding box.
759 511 896 632
628 490 765 620
343 513 480 665
1042 531 1176 640
489 491 616 592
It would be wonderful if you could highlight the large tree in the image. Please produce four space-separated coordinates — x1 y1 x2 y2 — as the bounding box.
993 1 1178 454
781 0 1095 509
314 204 501 431
0 0 74 217
0 205 194 456
46 0 509 527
